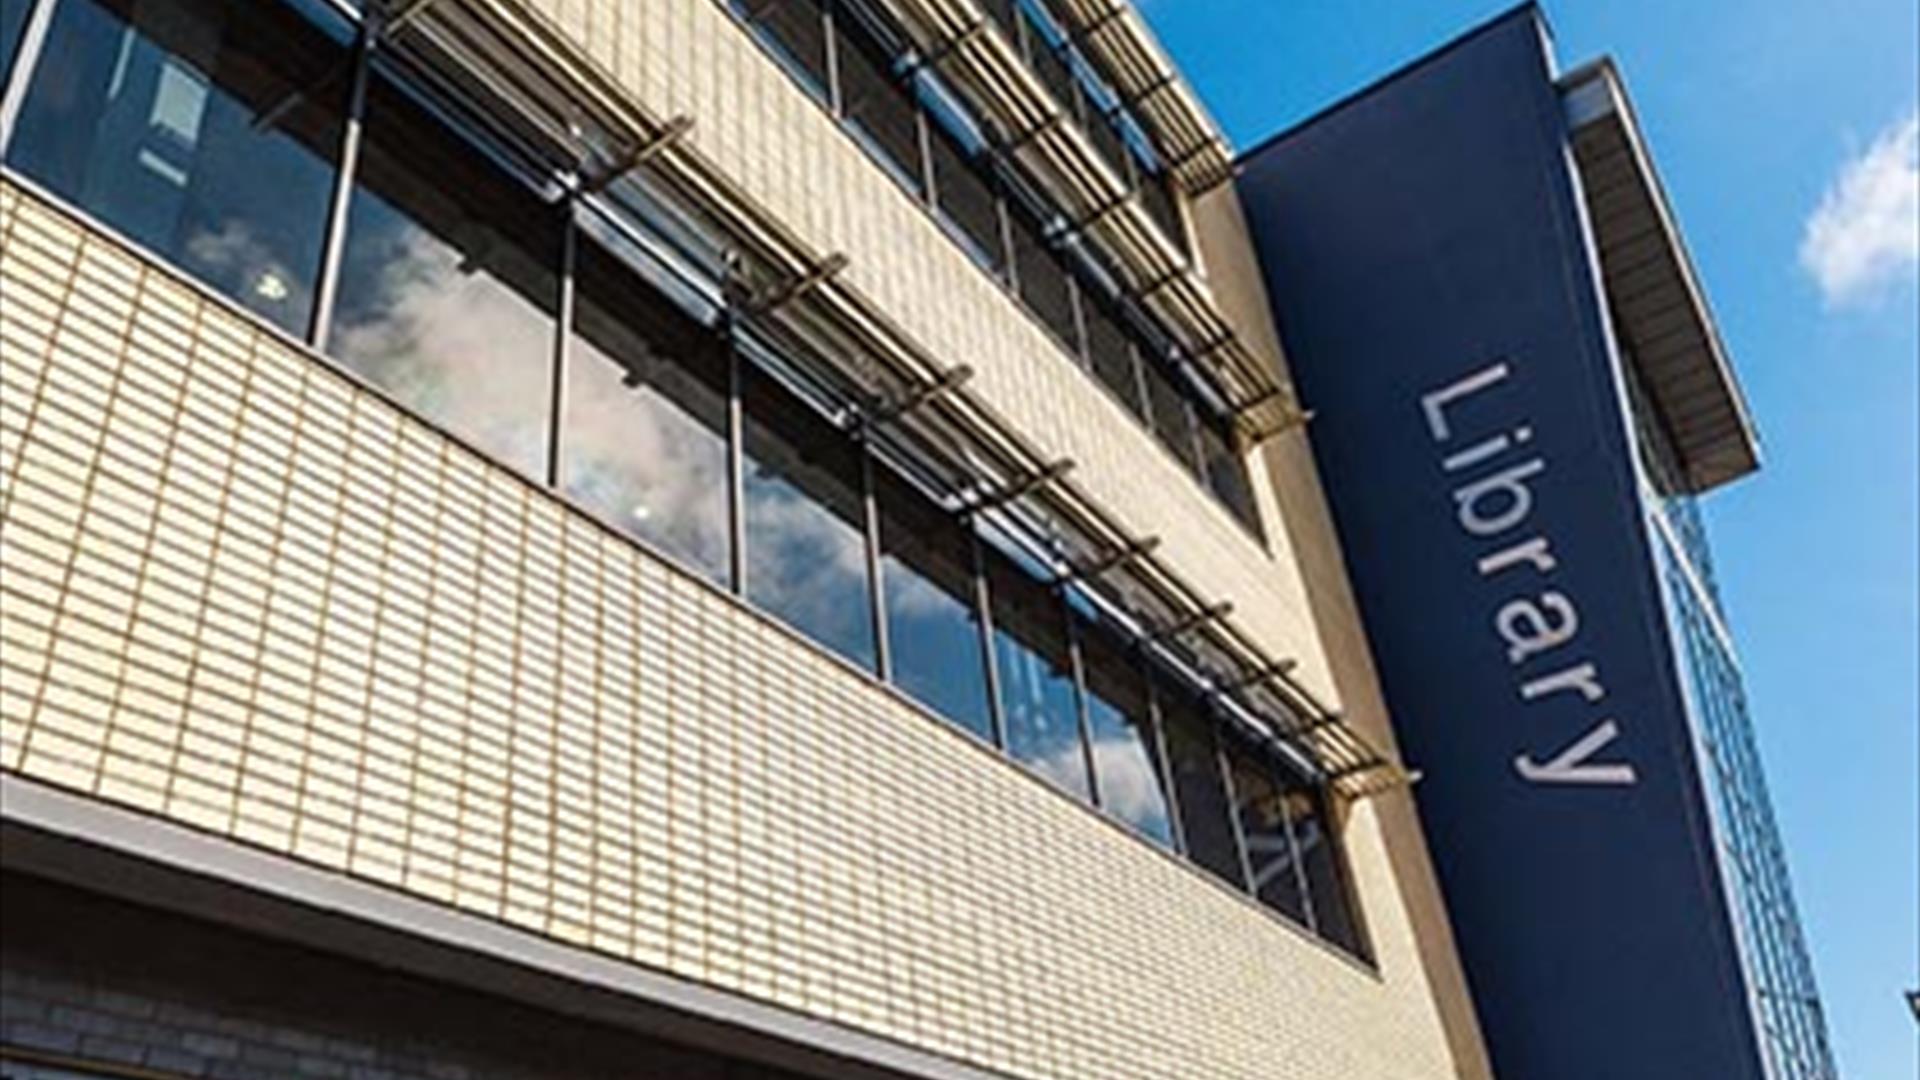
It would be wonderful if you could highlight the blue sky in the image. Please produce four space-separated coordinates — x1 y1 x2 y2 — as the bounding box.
1133 1 1918 1076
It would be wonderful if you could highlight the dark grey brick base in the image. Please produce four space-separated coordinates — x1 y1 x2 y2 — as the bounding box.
0 872 804 1080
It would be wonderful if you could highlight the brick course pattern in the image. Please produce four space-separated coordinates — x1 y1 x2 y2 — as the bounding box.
0 178 1455 1079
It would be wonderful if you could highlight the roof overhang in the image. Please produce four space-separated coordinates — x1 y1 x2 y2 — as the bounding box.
1561 59 1760 493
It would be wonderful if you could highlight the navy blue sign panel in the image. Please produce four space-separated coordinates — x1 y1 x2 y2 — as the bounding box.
1236 8 1764 1080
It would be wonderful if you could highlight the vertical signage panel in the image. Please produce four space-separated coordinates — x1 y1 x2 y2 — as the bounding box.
1236 9 1765 1079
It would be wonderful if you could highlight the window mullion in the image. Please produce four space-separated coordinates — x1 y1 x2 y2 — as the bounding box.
1215 734 1257 893
545 198 577 490
726 327 748 597
861 439 891 680
1281 777 1321 935
823 0 843 115
1145 677 1188 857
970 526 1009 751
1063 594 1102 811
309 15 379 351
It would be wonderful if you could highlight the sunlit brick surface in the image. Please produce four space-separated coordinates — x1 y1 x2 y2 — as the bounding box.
0 183 1456 1078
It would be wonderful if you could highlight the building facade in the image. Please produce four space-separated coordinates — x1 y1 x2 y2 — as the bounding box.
0 0 1490 1078
1237 8 1836 1080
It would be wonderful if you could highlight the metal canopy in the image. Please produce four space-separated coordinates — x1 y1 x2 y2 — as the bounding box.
1562 60 1760 494
373 0 1402 797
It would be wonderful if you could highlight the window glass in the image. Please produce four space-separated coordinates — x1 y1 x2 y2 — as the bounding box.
1141 355 1202 474
8 0 347 336
927 119 1003 274
742 367 876 670
1 0 35 89
986 550 1089 798
1138 171 1185 252
1160 684 1245 888
1289 777 1366 955
835 13 922 193
875 470 994 742
738 0 830 101
1198 419 1261 535
328 76 561 481
562 241 731 585
1081 301 1146 419
1077 610 1174 847
1008 206 1080 355
1226 744 1312 925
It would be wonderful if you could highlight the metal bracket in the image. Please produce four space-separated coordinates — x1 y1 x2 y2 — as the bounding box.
1164 134 1226 173
1216 658 1299 693
1126 265 1188 304
1062 6 1128 46
1120 72 1180 112
902 22 986 77
1185 332 1236 363
743 254 850 316
384 0 448 37
968 459 1074 511
1055 537 1159 585
1239 406 1316 450
1141 602 1233 645
1229 383 1294 420
582 115 694 193
1060 190 1135 239
998 112 1066 156
866 365 974 427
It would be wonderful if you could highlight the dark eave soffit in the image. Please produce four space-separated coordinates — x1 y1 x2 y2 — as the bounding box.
1561 58 1760 494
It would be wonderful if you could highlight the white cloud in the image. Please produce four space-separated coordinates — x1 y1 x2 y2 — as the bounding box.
1800 109 1920 307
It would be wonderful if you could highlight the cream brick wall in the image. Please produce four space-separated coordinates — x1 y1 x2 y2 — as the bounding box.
514 0 1342 703
0 183 1462 1078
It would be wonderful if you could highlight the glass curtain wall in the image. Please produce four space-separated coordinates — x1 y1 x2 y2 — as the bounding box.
327 74 561 482
7 0 352 336
874 468 995 743
741 365 877 671
563 240 733 587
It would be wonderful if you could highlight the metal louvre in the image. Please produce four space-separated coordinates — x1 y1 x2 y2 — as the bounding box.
854 0 1307 448
375 0 1401 796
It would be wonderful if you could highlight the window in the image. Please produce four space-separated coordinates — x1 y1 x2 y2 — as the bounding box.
739 0 831 102
835 11 922 194
1160 684 1245 888
8 0 350 336
1008 205 1081 354
875 470 994 743
563 239 732 586
328 75 561 481
1141 355 1202 474
742 366 877 670
926 118 1003 274
985 546 1089 798
1288 777 1366 955
1198 420 1260 535
1138 171 1184 253
1076 608 1175 848
1081 300 1146 420
1225 743 1312 925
